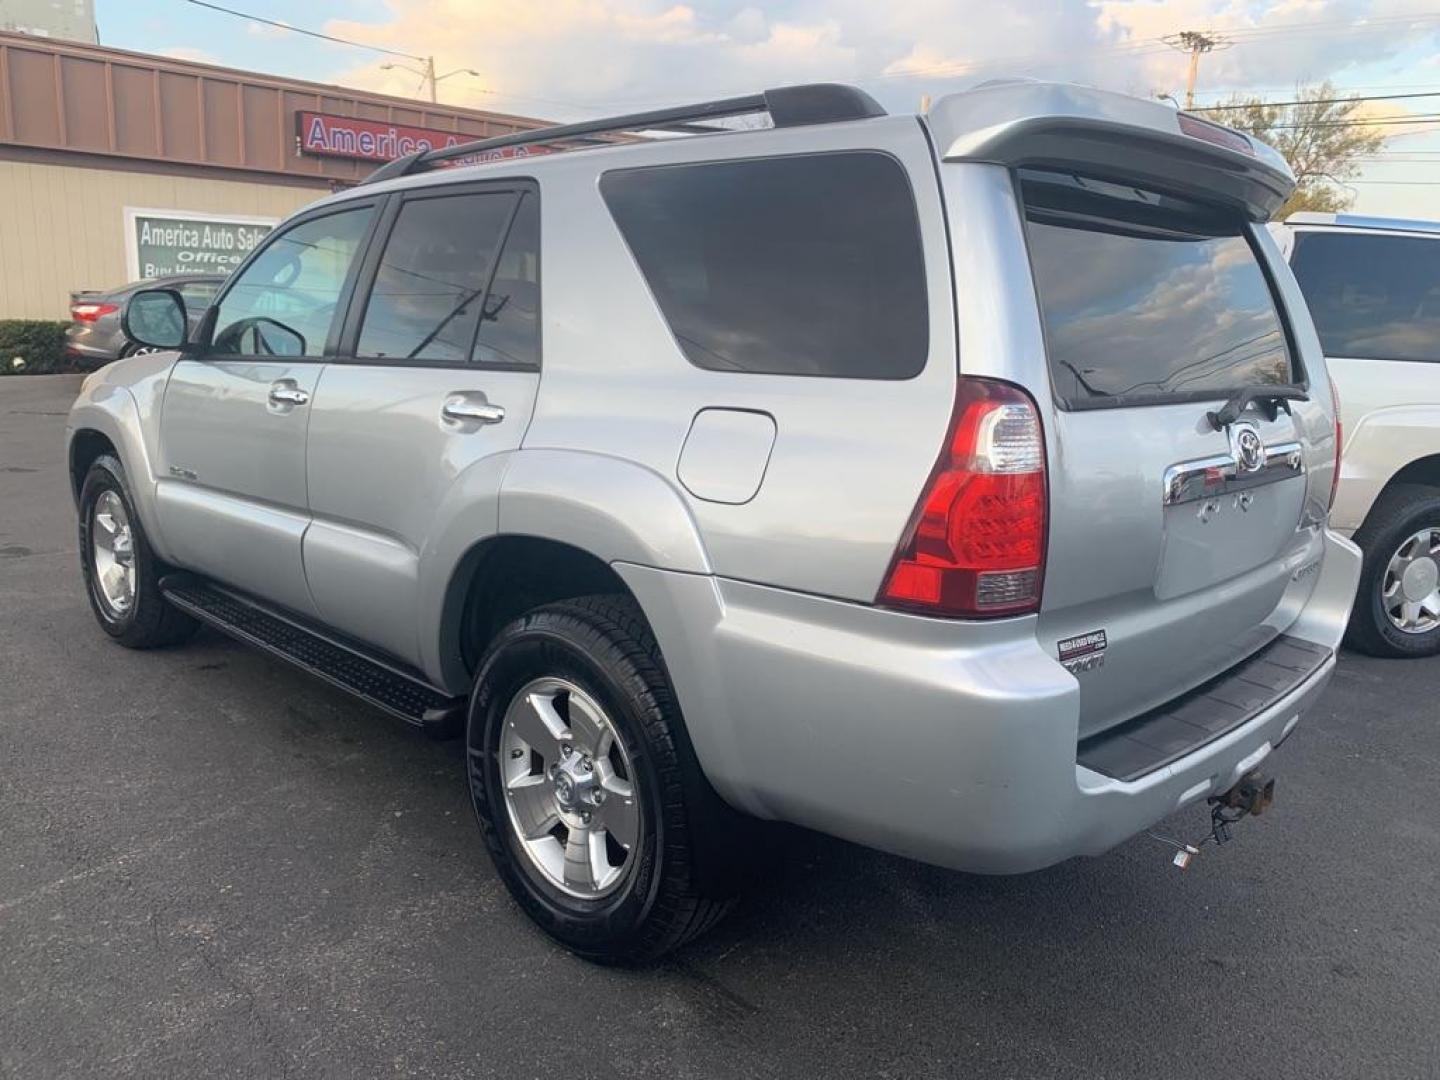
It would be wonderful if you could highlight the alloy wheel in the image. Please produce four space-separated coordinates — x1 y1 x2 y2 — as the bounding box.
91 489 137 617
497 677 641 899
1382 526 1440 634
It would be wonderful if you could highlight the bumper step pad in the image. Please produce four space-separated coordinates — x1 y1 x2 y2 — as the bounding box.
1077 635 1331 782
160 575 464 735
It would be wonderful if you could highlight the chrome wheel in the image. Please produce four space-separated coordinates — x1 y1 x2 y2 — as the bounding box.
1382 527 1440 634
90 489 137 617
498 677 641 899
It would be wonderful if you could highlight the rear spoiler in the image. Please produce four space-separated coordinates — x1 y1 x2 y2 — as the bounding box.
927 82 1294 221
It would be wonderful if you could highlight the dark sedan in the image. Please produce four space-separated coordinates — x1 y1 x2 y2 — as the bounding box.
65 274 224 367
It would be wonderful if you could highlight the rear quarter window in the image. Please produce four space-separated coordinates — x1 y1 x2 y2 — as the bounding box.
600 151 928 379
1022 171 1297 409
1289 230 1440 364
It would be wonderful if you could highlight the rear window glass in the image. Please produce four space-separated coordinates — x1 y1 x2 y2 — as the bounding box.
1023 172 1296 409
1289 231 1440 364
601 152 928 379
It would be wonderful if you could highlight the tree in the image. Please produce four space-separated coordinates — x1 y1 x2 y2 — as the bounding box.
1205 82 1386 217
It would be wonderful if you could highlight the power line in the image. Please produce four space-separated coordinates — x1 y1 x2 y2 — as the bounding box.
1162 31 1232 109
184 0 424 62
1217 11 1440 40
882 12 1440 85
1270 115 1440 129
1195 90 1440 112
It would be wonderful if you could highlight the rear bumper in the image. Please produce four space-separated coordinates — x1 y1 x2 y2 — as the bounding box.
618 528 1361 874
63 326 120 366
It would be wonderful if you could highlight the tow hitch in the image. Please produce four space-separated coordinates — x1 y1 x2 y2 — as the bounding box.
1150 770 1276 870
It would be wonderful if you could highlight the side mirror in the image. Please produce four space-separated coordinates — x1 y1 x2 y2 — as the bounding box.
123 289 188 350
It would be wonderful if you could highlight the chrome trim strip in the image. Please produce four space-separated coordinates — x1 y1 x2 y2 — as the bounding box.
1163 441 1304 506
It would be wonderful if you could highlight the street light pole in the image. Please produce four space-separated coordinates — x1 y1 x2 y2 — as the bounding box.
380 60 481 105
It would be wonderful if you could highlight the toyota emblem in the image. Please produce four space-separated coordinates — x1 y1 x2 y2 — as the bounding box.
1234 426 1265 474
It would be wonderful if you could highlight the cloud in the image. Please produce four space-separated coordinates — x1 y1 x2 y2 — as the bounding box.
315 0 1440 121
158 45 220 65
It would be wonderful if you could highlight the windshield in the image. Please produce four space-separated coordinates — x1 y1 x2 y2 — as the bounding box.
1023 171 1297 409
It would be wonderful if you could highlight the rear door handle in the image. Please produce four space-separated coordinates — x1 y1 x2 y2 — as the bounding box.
268 380 309 407
441 392 505 426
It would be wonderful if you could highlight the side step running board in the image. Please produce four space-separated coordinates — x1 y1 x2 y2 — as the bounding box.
160 574 465 737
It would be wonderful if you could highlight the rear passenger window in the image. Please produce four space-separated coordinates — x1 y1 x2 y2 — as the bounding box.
1289 231 1440 363
356 191 517 364
601 152 928 378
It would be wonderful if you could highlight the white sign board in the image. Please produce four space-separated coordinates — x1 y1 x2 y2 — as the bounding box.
123 207 278 280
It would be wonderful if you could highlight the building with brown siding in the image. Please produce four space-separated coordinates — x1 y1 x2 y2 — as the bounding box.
0 31 550 318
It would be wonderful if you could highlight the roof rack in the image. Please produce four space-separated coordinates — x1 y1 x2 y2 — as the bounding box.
360 83 886 185
1286 211 1440 236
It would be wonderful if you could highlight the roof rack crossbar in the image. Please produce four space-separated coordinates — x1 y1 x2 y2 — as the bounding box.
360 83 885 185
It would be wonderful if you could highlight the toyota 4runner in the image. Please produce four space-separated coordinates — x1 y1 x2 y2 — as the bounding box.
68 82 1361 961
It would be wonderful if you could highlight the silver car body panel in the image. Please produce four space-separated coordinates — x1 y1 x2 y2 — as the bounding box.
507 115 959 605
303 365 541 667
617 528 1358 871
67 81 1362 875
155 358 323 616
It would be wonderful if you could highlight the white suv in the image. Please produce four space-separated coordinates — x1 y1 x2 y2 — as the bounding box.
1276 213 1440 656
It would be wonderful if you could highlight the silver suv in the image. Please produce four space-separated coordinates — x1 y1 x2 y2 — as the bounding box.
67 82 1360 961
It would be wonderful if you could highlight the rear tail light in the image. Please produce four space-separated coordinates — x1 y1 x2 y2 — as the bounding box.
71 302 118 322
1328 373 1343 511
879 378 1048 618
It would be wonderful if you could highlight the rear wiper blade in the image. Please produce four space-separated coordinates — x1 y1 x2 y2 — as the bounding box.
1206 385 1309 430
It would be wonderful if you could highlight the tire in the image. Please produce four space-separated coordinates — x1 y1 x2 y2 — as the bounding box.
118 342 161 359
1345 483 1440 658
78 454 197 649
467 595 737 963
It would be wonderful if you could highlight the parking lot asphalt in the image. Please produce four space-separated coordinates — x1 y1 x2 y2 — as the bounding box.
2 373 1438 1080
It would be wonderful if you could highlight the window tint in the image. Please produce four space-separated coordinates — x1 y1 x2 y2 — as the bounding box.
1290 231 1440 363
212 207 373 358
1023 172 1295 408
601 152 928 378
357 191 515 363
472 192 540 367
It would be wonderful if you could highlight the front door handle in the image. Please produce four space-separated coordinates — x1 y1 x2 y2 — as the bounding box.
441 392 505 426
268 380 310 407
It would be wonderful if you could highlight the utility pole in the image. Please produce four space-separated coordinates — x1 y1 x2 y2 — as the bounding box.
1162 30 1231 109
424 55 437 103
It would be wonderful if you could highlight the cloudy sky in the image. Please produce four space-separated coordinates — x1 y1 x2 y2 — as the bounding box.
97 0 1440 217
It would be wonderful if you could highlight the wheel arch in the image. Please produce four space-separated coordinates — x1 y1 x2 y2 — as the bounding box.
1335 405 1440 535
419 448 712 694
66 381 174 561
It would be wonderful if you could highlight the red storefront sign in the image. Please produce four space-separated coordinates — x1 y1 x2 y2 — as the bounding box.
296 110 551 165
